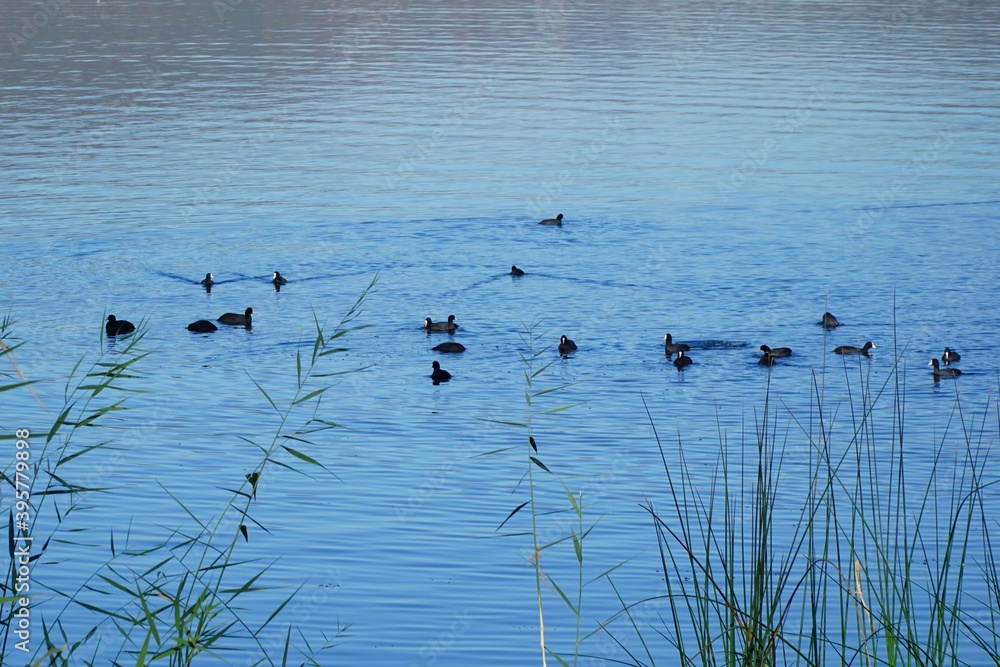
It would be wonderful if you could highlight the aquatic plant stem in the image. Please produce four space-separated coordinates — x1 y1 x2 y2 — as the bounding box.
521 324 547 667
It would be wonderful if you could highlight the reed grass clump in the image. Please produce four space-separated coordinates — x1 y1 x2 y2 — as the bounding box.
610 347 999 666
1 279 375 665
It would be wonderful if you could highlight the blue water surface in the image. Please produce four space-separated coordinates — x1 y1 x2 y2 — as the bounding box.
2 0 999 664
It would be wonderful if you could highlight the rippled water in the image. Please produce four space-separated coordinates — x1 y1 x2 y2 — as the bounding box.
2 0 1000 664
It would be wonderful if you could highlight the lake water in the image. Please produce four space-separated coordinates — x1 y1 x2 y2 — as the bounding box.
2 0 1000 664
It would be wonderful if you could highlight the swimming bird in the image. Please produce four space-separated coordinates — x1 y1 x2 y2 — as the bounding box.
432 342 466 353
821 312 841 329
539 213 563 226
187 320 218 333
558 335 577 356
272 271 287 286
424 315 458 332
942 347 961 364
664 333 691 356
431 360 452 385
929 358 962 378
200 273 214 286
219 307 254 326
673 350 693 369
758 351 777 366
106 315 136 337
759 344 792 357
510 266 525 276
834 341 875 356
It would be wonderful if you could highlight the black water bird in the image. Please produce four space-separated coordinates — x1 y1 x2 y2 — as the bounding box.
821 312 841 329
200 273 214 286
673 350 693 369
432 342 466 353
424 315 458 332
759 344 792 357
539 213 563 226
219 307 254 326
431 360 452 385
272 271 287 286
558 335 577 356
834 341 875 356
929 358 962 378
664 333 691 356
510 266 525 276
187 320 218 333
942 347 961 364
106 315 136 337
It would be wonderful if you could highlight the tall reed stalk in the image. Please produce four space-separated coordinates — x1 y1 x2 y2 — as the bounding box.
487 321 596 666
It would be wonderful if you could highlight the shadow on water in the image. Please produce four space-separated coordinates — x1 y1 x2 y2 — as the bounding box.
851 198 1000 212
260 272 366 284
152 269 363 286
152 270 241 285
451 271 641 296
683 339 751 350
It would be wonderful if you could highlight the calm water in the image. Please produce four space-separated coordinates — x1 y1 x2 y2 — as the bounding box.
2 0 1000 664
